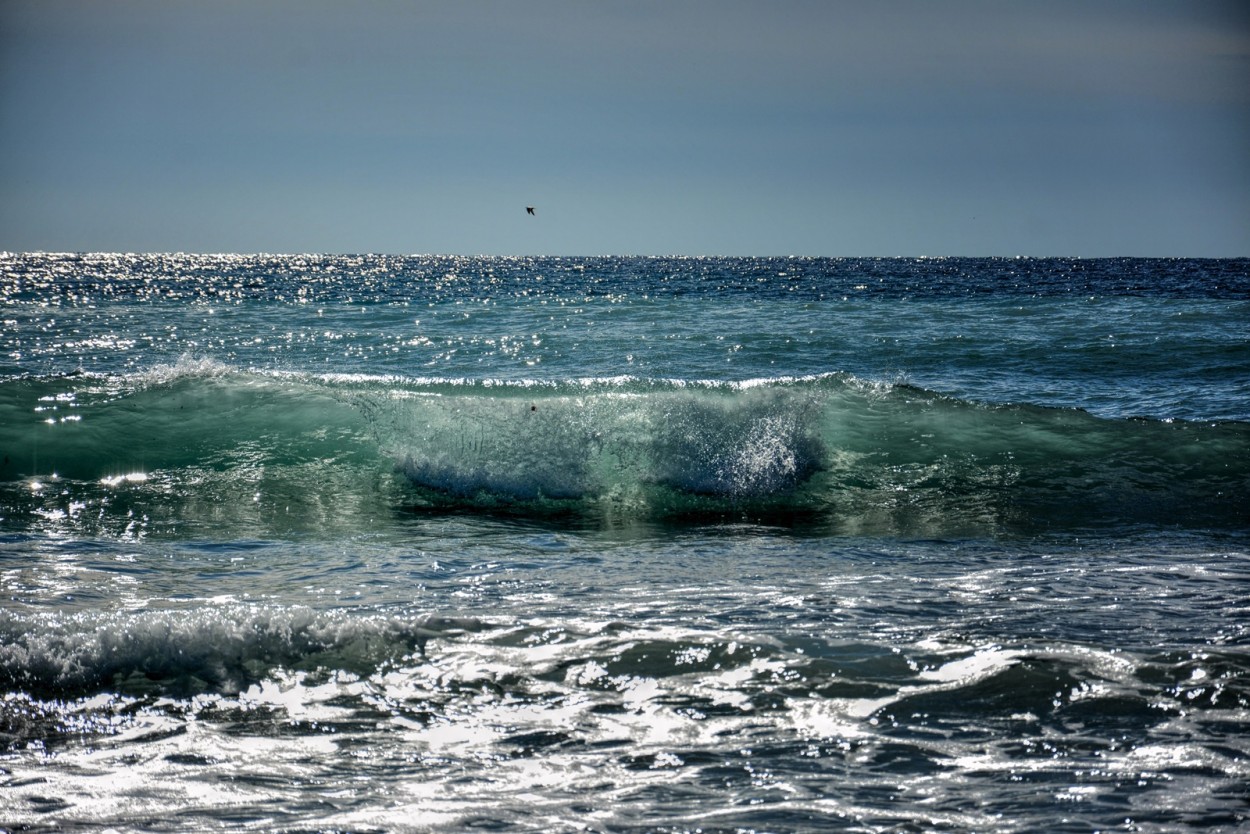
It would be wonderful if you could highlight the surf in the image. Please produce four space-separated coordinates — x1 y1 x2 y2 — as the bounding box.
3 362 1246 535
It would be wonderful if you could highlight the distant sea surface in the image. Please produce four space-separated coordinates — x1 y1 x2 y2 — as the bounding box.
2 254 1248 832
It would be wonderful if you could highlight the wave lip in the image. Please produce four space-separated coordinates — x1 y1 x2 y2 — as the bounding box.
644 397 825 497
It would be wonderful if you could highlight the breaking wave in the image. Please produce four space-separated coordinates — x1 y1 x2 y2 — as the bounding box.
0 605 481 699
2 360 1247 534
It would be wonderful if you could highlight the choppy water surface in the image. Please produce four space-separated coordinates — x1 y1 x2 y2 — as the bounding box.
1 254 1248 832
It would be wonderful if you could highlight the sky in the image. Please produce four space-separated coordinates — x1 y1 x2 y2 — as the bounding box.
1 0 1248 256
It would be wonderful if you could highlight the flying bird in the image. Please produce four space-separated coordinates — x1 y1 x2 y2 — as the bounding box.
526 206 535 215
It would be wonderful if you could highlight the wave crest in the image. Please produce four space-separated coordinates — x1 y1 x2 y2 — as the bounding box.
2 367 1246 533
367 380 830 505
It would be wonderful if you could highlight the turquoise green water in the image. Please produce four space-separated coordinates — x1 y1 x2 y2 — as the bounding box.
1 255 1248 832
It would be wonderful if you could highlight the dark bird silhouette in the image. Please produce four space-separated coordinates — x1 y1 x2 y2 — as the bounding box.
526 206 535 215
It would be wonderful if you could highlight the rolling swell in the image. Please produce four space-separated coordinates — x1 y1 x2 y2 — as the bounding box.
3 363 1246 536
0 358 375 480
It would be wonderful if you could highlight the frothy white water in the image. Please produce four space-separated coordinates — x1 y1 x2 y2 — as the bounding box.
5 612 1248 832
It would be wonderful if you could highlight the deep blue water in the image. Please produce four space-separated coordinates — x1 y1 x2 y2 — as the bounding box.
1 254 1248 832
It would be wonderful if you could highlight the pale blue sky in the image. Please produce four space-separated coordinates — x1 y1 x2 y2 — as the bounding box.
2 0 1247 256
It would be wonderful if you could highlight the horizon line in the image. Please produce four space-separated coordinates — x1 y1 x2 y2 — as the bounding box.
4 251 1246 261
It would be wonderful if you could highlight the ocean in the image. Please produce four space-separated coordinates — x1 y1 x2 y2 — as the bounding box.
1 253 1247 832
